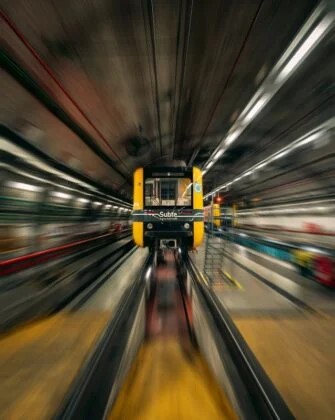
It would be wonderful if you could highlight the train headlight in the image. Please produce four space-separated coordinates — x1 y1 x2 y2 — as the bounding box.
147 223 153 230
184 223 190 229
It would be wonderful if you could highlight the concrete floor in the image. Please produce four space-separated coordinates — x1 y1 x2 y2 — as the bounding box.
235 315 335 420
192 236 335 315
192 236 335 419
0 247 148 420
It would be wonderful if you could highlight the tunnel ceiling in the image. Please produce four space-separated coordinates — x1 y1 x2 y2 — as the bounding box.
1 0 333 201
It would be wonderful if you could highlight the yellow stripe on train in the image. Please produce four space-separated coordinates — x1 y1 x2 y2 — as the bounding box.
132 165 204 249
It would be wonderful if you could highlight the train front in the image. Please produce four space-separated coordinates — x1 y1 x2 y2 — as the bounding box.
132 166 204 250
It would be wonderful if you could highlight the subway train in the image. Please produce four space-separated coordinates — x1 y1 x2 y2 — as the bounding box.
0 146 131 260
132 164 204 250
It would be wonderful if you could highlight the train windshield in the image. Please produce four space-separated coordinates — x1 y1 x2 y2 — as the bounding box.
145 177 192 206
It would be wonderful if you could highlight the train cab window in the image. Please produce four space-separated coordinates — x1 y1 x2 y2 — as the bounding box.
145 177 192 206
161 180 176 203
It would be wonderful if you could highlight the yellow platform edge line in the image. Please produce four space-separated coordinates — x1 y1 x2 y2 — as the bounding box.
222 270 243 290
199 271 209 286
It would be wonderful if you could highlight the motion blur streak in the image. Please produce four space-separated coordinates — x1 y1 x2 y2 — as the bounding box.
0 8 128 168
0 0 334 419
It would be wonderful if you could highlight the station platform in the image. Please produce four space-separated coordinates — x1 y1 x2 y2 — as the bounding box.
193 235 335 315
235 315 335 420
0 313 109 419
2 239 334 419
219 239 335 315
227 242 335 314
191 238 335 419
0 248 148 419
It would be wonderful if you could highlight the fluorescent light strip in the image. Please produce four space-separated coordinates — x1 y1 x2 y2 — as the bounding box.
0 137 95 191
298 132 322 147
213 149 224 160
246 198 335 212
3 163 131 209
243 94 270 124
225 129 241 146
239 199 335 212
202 3 334 175
51 191 72 200
6 181 42 192
271 149 290 161
204 120 333 199
1 136 131 207
276 15 333 83
238 202 335 216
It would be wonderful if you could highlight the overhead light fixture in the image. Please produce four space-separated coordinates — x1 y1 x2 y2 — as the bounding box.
51 191 72 200
243 94 270 124
225 130 241 146
213 149 224 160
272 149 290 161
277 15 333 83
6 181 42 192
206 161 214 169
255 162 267 170
201 3 333 176
78 197 89 203
297 132 322 147
203 119 333 198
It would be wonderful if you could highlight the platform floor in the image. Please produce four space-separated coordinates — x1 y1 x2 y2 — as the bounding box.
222 241 335 314
109 338 236 420
192 236 335 315
0 247 149 419
235 315 335 420
192 237 335 419
0 313 110 419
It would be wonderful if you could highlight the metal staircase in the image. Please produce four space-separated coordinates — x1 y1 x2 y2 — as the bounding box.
203 234 226 285
203 207 227 285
